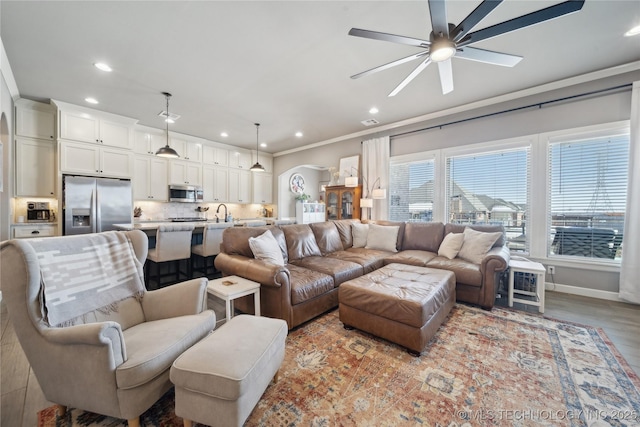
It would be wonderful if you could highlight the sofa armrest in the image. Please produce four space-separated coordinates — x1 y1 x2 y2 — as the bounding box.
142 278 208 321
214 253 290 288
481 245 510 274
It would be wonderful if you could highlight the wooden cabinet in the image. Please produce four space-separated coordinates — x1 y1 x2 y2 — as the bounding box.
228 149 252 170
133 129 167 155
169 161 202 185
203 145 229 166
15 137 56 197
252 173 273 204
296 202 326 224
133 156 168 201
60 140 133 178
228 169 251 203
325 185 361 220
202 165 228 202
15 99 55 140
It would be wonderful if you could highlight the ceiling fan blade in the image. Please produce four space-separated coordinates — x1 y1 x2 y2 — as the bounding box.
349 28 430 48
428 0 449 37
388 57 433 97
458 0 585 47
350 51 429 80
456 47 522 67
452 0 503 43
437 59 454 94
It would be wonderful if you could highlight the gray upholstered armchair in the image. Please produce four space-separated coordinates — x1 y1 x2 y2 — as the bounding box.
0 230 215 427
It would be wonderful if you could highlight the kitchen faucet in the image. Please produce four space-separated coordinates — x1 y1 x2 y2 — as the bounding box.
216 204 228 222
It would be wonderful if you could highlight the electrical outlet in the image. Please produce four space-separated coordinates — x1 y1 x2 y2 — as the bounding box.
547 266 555 275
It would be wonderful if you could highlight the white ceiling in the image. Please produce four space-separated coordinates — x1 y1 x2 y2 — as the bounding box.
2 1 639 154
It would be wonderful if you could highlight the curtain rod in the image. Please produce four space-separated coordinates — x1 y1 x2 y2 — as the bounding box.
389 83 632 140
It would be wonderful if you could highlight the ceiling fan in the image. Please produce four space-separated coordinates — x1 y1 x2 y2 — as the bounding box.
349 0 585 96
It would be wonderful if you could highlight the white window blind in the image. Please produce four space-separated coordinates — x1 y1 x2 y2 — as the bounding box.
389 159 435 222
445 147 530 252
548 133 628 260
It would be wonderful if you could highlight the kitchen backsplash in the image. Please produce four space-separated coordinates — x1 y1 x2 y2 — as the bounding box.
132 201 277 222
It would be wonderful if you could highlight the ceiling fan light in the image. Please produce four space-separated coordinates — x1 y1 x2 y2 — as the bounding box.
430 38 456 62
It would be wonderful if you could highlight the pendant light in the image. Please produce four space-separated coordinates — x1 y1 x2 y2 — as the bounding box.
250 122 265 172
155 92 180 158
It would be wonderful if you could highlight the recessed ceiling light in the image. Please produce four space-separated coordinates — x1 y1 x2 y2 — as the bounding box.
94 62 112 72
260 143 267 148
625 24 640 37
220 132 228 137
295 131 303 138
85 97 99 104
369 107 379 114
165 118 175 124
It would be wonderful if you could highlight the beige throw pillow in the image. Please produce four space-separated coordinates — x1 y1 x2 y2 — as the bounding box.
457 227 503 264
248 230 285 266
438 232 465 259
352 223 369 248
365 224 399 253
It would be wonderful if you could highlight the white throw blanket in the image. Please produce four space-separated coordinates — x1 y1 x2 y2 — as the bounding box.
30 231 145 326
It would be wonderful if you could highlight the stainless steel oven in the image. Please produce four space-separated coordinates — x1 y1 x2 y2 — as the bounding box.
169 184 204 203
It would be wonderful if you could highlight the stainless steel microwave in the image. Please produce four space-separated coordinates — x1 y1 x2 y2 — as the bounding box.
169 184 204 203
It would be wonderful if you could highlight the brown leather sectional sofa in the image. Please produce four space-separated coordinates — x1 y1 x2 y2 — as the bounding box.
214 219 510 329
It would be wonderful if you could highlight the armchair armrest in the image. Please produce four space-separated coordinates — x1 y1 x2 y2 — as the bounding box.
142 278 208 321
214 253 290 288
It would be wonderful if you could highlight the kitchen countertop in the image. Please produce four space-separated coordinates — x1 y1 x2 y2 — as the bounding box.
113 221 236 231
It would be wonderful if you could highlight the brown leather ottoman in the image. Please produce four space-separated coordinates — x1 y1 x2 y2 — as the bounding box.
338 263 455 356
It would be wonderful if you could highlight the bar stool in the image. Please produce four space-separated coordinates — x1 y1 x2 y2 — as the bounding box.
191 223 231 278
145 223 195 289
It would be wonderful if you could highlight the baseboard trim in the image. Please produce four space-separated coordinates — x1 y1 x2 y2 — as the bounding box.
545 282 622 302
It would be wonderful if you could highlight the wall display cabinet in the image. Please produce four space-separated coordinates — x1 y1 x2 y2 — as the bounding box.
228 149 252 170
325 185 361 220
252 173 273 204
15 99 55 140
133 130 167 155
169 160 202 186
202 145 229 167
202 165 229 202
296 202 326 224
170 137 202 162
228 169 251 204
133 156 168 201
60 140 133 178
15 137 56 197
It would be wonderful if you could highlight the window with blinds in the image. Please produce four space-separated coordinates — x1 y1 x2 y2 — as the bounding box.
445 147 530 252
548 133 628 261
389 159 435 222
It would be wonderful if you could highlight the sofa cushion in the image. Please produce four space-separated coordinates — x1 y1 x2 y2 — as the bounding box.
332 219 360 249
351 223 369 248
402 222 445 252
384 250 438 267
444 223 506 247
328 248 389 274
292 256 363 286
249 230 285 266
117 311 215 390
426 257 483 287
287 264 335 305
282 224 322 261
366 220 405 251
457 228 503 264
310 222 344 255
365 224 399 253
221 227 271 258
438 232 465 260
269 226 289 264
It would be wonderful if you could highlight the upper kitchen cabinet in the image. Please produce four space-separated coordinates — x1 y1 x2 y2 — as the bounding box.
169 161 202 186
251 151 273 173
15 99 56 140
133 128 167 155
54 100 136 149
15 137 56 197
133 155 168 201
170 136 202 162
252 173 273 204
228 149 252 170
60 140 133 178
202 145 229 166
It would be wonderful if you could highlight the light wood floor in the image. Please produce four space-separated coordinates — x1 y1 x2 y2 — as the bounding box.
1 291 639 427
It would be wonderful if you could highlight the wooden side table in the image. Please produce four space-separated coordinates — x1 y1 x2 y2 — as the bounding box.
508 259 547 313
207 275 261 324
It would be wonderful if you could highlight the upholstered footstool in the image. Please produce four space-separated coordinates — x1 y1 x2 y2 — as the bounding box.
170 315 287 427
339 263 455 356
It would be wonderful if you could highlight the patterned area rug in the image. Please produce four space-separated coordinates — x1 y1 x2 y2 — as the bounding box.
38 305 640 427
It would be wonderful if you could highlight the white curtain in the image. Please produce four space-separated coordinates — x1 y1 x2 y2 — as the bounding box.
619 81 640 304
362 136 390 220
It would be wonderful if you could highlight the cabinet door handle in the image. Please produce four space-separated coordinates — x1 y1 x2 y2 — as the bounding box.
31 230 40 235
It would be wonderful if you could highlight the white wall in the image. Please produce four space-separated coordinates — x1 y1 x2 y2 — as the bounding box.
1 69 15 242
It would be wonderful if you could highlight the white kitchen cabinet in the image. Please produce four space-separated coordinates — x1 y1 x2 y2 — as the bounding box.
15 99 55 140
60 140 133 178
296 202 326 224
133 156 168 201
202 145 229 166
15 137 56 197
59 110 133 149
252 172 273 204
202 165 228 202
170 137 202 162
133 129 166 155
13 224 57 239
228 169 251 204
252 151 273 173
228 149 252 170
170 161 202 185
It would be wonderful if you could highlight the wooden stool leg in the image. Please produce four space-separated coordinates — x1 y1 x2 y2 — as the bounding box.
183 419 193 427
55 404 67 417
127 417 140 427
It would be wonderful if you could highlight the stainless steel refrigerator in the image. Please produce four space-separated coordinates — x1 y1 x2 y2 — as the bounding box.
63 175 132 235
